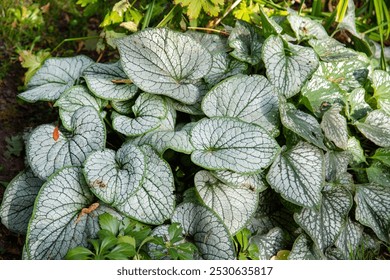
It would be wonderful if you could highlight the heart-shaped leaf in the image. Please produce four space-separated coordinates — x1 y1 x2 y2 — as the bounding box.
111 99 134 115
55 85 107 130
83 143 146 208
315 57 369 92
325 151 351 183
287 11 329 40
120 145 175 224
356 110 390 147
280 100 326 150
294 186 352 250
212 169 267 192
228 20 263 65
204 53 247 86
130 123 195 155
26 106 106 180
300 76 346 117
335 219 363 259
202 74 279 136
355 183 390 243
185 31 228 55
194 170 259 234
26 167 120 259
262 35 319 98
309 37 358 62
83 61 138 101
18 55 93 102
267 142 324 208
288 234 325 260
190 117 280 173
372 70 390 115
171 202 235 260
117 28 212 104
320 104 348 149
0 169 43 234
250 227 288 260
112 92 167 136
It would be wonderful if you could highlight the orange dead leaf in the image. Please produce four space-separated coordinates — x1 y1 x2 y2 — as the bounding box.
75 202 100 224
53 126 59 141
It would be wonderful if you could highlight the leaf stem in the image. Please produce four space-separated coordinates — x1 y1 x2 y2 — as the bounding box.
186 27 229 36
51 36 100 54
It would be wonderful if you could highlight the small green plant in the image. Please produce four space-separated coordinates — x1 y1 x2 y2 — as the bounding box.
1 6 390 260
66 213 152 260
4 135 24 159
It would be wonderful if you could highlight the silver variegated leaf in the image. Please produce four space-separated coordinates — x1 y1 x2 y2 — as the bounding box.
190 117 280 173
111 99 134 115
347 88 371 121
250 227 288 260
117 28 212 105
194 170 258 235
267 142 324 208
18 55 93 102
325 150 351 183
294 186 352 250
308 37 357 61
130 123 195 155
262 35 319 98
321 105 348 149
112 92 167 136
287 10 329 40
26 167 120 259
212 170 267 192
83 61 138 101
228 20 263 65
122 145 175 224
288 234 325 260
202 74 279 136
355 183 390 243
280 100 326 150
54 85 106 130
0 169 43 234
335 219 363 259
356 110 390 147
83 143 146 207
185 31 228 55
172 202 235 260
315 56 369 92
204 53 247 86
26 106 106 180
372 70 390 115
300 75 345 117
347 137 366 164
367 161 390 187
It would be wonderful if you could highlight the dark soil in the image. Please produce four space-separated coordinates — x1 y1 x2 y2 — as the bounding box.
0 62 57 259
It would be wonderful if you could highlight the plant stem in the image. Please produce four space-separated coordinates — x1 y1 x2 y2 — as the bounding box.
51 36 100 54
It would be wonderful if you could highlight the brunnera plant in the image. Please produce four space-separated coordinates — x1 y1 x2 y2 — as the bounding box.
1 8 390 260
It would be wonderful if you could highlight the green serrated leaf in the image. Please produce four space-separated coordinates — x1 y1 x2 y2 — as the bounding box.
267 142 324 208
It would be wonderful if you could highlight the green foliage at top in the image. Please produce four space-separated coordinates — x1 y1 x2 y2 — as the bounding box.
2 1 390 260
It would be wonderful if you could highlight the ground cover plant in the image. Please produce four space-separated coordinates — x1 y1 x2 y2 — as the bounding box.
1 1 390 260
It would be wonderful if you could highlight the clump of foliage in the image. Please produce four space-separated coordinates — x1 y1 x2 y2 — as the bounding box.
1 3 390 260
